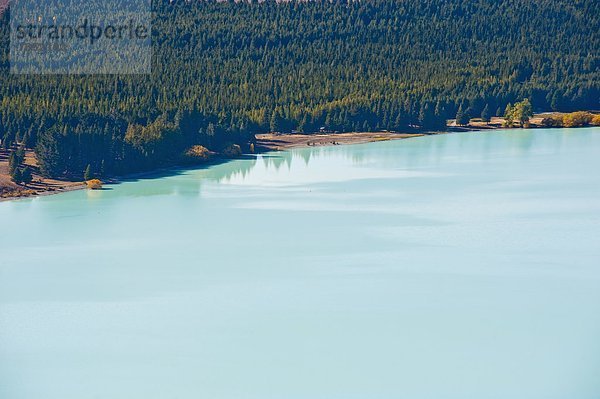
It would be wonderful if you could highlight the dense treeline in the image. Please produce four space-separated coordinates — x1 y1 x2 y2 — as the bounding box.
0 0 598 179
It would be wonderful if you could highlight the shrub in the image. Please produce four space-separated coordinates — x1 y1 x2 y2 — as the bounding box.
541 116 564 127
222 144 242 158
562 111 593 127
86 179 103 190
184 145 213 162
591 115 600 126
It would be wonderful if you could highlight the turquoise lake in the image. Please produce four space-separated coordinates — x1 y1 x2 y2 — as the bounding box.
1 128 600 399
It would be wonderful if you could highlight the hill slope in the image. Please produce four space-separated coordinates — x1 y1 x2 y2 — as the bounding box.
0 0 598 178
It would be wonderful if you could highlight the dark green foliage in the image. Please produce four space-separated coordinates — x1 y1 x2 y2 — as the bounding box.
11 167 22 184
35 124 69 178
481 105 491 123
8 147 25 176
8 152 19 175
434 102 448 130
15 147 25 163
21 131 31 148
419 103 435 130
551 92 563 111
21 167 32 185
0 0 598 178
270 109 284 133
456 104 470 126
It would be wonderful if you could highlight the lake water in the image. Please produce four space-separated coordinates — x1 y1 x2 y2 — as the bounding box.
1 128 600 399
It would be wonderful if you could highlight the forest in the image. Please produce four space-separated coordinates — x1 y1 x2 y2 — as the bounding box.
0 0 598 179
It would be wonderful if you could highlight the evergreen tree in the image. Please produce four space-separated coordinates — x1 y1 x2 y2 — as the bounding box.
270 109 284 133
22 131 31 148
21 167 33 185
84 164 92 181
434 101 447 129
551 92 562 111
11 167 23 184
36 126 67 178
481 104 491 123
456 104 470 126
419 103 435 130
1 135 9 150
15 147 25 164
8 152 19 175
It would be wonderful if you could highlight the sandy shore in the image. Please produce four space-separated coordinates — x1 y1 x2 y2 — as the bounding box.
256 131 425 151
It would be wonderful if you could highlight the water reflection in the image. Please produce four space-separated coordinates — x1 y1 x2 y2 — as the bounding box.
204 128 577 187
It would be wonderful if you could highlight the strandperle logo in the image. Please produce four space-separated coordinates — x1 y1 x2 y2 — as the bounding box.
10 0 151 75
14 18 149 45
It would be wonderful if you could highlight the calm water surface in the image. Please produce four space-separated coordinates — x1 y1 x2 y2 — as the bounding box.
1 128 600 399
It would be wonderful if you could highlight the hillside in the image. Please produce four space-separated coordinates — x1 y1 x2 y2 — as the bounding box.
0 0 598 179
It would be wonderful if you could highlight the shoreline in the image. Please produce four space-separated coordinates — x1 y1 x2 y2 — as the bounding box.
0 148 88 202
0 155 241 203
2 120 597 203
1 132 427 202
0 183 87 203
255 131 426 151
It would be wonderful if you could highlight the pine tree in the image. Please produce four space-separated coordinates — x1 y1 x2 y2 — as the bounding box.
22 131 31 148
8 152 19 175
551 92 562 111
11 167 23 184
84 164 92 181
456 104 470 126
36 127 65 177
270 109 284 133
1 135 9 150
15 147 25 164
21 167 33 185
297 113 309 133
419 103 435 130
481 104 491 123
434 101 447 129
